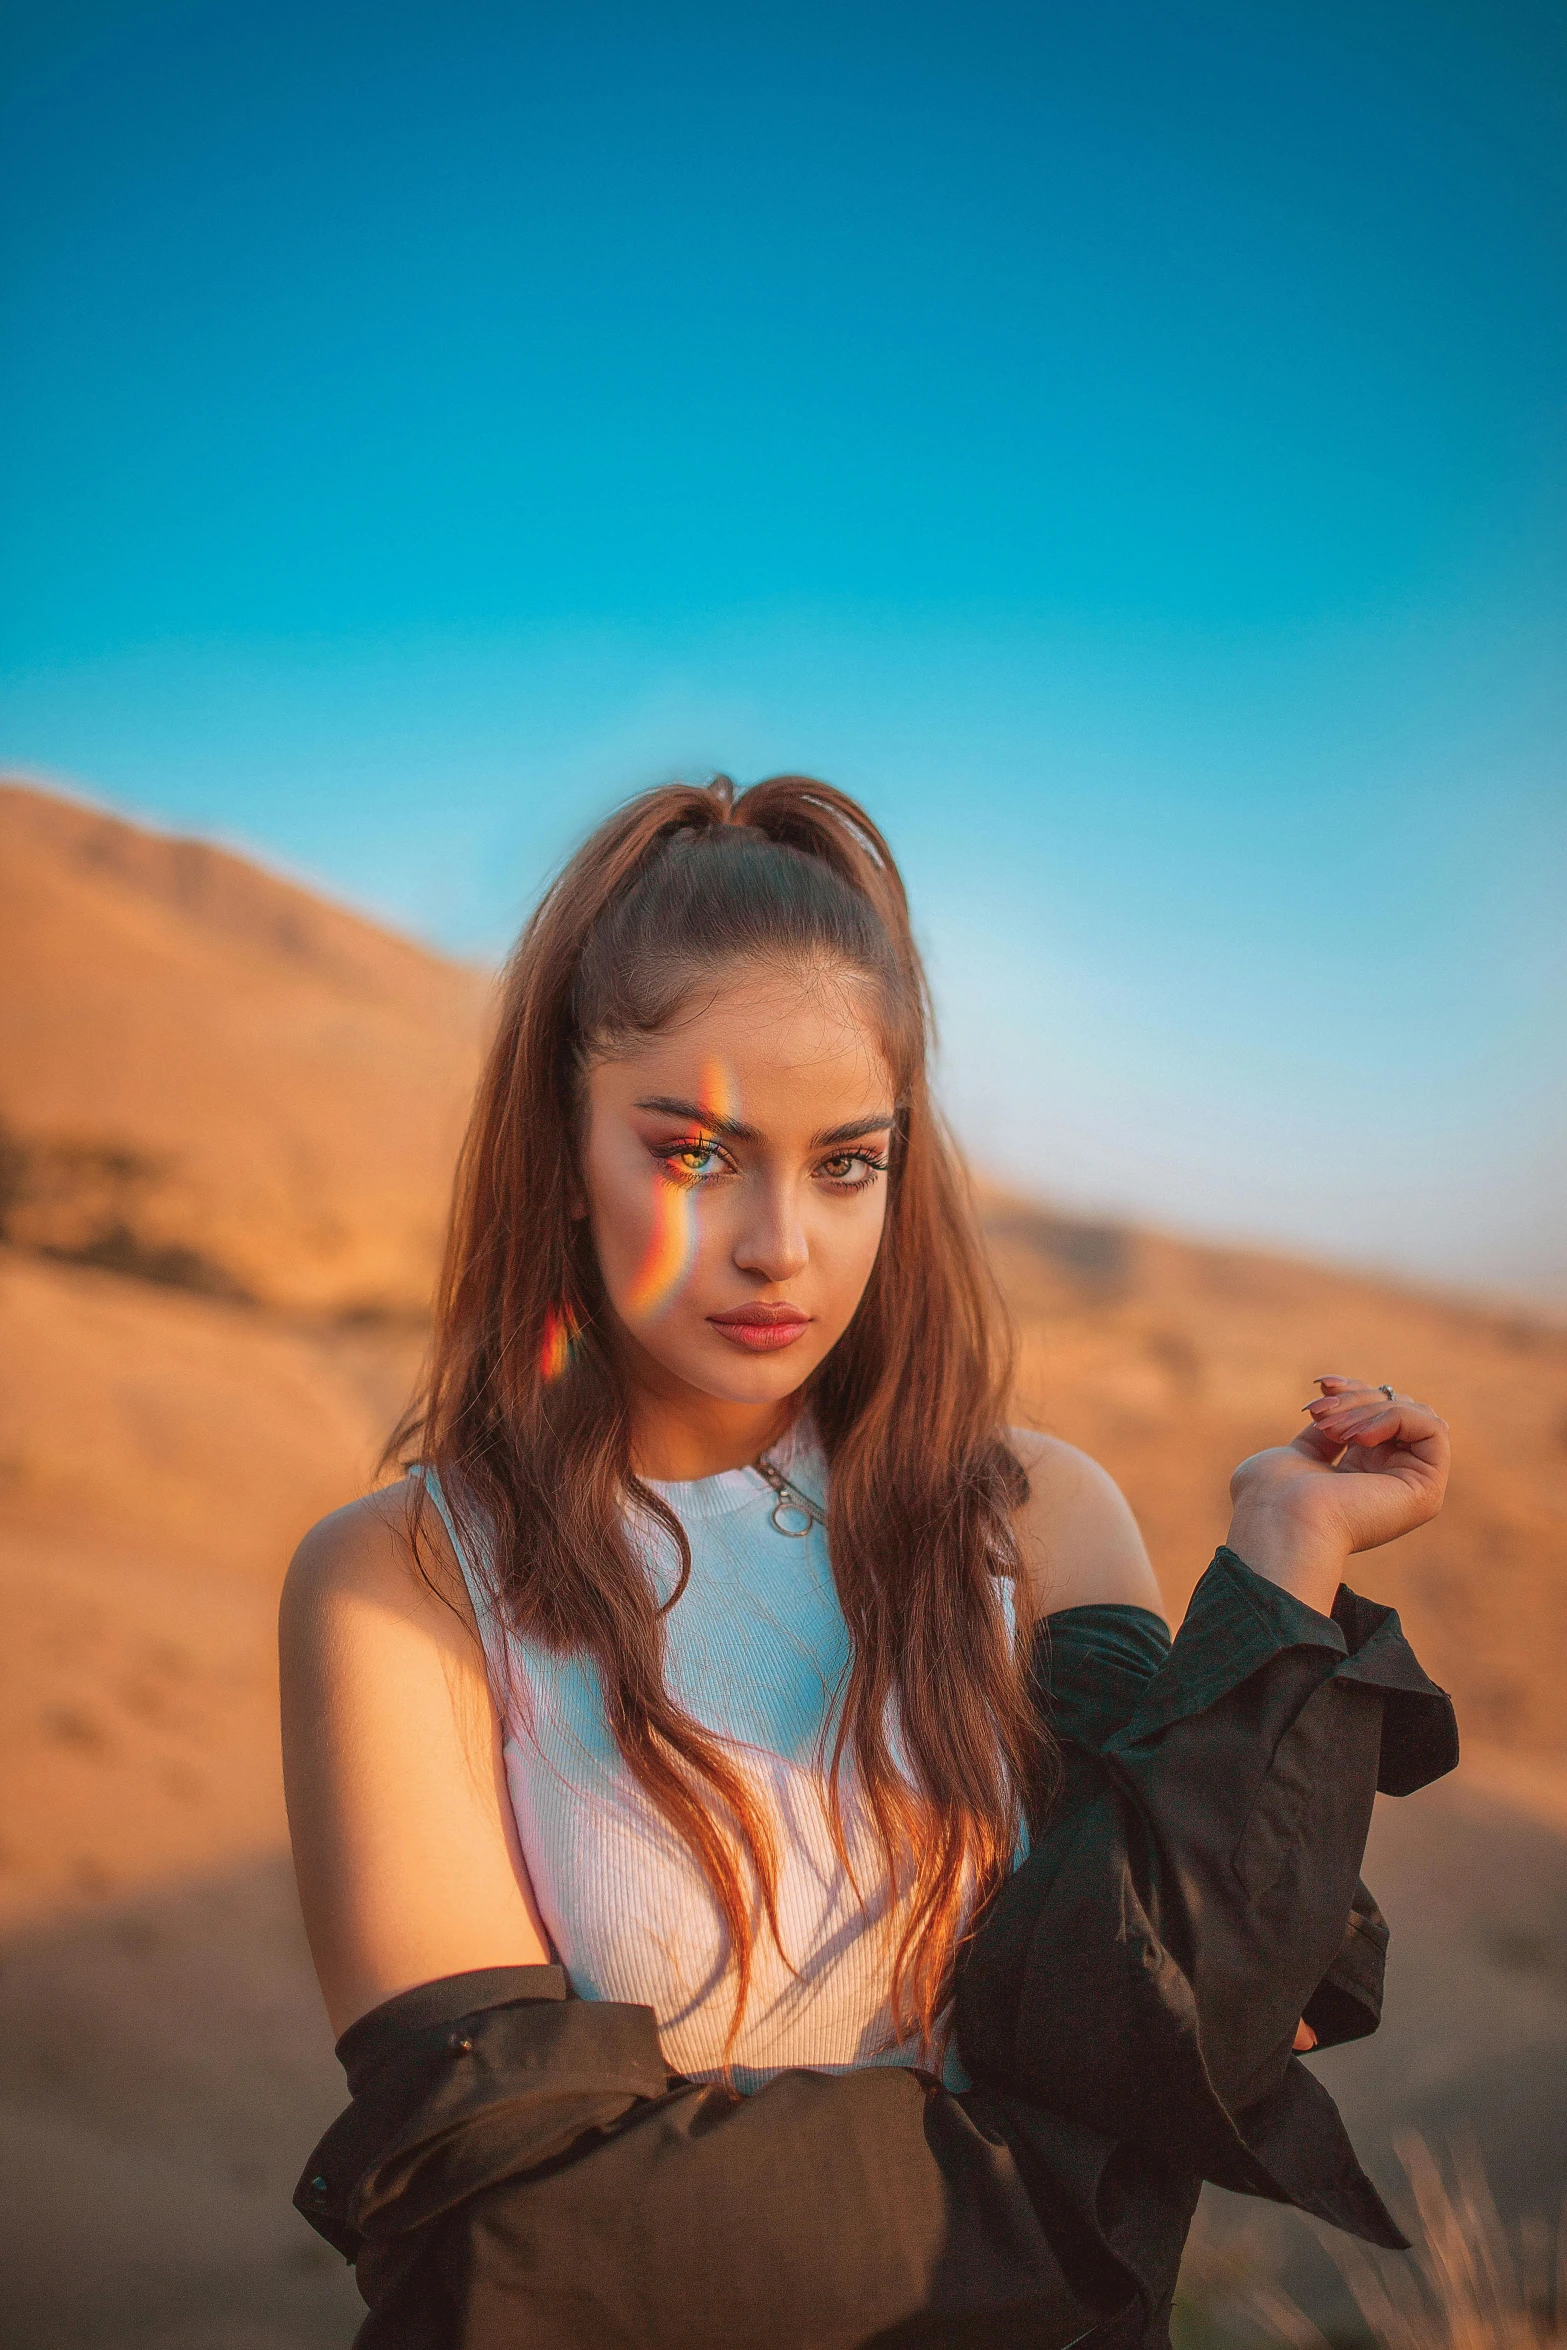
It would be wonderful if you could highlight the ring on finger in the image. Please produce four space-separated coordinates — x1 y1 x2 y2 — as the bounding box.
1378 1383 1395 1402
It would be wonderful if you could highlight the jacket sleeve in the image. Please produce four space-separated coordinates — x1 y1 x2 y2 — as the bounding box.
294 1971 1102 2350
956 1550 1458 2249
1030 1596 1395 2054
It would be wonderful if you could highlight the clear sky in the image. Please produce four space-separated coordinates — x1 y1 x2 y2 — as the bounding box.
3 0 1563 1298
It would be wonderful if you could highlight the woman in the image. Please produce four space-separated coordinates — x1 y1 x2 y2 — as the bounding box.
281 775 1457 2349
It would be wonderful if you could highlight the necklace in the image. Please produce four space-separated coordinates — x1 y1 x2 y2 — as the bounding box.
752 1454 826 1538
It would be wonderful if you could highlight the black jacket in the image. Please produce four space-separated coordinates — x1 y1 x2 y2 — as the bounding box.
295 1550 1458 2348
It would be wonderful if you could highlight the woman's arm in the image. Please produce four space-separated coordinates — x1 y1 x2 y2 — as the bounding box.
279 1480 550 2040
1011 1430 1169 1621
961 1381 1458 2252
1014 1373 1451 1628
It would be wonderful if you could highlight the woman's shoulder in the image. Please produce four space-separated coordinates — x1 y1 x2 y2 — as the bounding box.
1006 1429 1168 1623
282 1476 472 1645
279 1480 550 2033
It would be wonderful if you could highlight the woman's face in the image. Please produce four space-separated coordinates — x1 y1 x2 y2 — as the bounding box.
579 959 895 1423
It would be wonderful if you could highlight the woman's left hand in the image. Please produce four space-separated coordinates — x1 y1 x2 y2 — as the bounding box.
1225 1375 1450 1613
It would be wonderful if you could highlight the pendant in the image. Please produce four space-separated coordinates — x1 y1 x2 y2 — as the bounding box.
753 1456 826 1538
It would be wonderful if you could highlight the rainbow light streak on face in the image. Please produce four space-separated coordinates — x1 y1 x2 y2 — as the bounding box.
696 1056 739 1128
538 1302 577 1382
624 1057 738 1322
625 1176 697 1321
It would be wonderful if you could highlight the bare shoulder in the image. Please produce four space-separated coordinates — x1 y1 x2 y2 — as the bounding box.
281 1476 473 1648
278 1476 494 1805
1008 1429 1168 1623
279 1477 548 2034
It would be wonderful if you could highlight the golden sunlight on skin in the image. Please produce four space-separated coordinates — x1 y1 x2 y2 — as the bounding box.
579 965 895 1480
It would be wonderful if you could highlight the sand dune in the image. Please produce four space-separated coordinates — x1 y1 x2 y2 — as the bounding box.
1 777 1562 2346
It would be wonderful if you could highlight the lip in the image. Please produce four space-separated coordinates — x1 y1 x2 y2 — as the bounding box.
706 1305 813 1353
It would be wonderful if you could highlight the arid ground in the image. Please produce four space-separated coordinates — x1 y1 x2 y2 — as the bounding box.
2 779 1563 2347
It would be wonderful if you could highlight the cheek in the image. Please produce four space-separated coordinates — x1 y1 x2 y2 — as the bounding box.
812 1192 890 1323
587 1144 708 1327
623 1178 701 1321
856 1198 891 1293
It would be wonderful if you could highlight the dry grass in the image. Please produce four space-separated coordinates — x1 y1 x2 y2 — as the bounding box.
1222 2138 1567 2349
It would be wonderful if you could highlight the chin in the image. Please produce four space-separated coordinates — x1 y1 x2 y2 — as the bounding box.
693 1357 816 1407
667 1330 827 1407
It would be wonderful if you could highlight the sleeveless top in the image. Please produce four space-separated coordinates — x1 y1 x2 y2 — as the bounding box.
425 1427 1011 2093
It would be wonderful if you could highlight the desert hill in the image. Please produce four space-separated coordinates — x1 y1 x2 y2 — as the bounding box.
0 779 488 1313
0 776 1563 2349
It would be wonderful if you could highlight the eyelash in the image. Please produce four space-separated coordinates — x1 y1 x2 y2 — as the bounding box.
655 1139 728 1186
816 1149 890 1192
652 1140 890 1193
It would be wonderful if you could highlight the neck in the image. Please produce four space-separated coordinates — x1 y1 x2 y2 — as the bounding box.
630 1394 798 1481
619 1353 799 1481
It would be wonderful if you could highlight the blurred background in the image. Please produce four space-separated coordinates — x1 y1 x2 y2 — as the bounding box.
1 2 1564 2343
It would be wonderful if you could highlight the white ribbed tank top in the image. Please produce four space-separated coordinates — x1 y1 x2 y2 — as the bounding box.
425 1429 1003 2093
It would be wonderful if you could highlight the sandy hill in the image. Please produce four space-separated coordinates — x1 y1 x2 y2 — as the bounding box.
0 776 1563 2350
0 779 488 1313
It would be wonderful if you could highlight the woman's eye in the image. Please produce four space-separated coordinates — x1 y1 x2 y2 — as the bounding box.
659 1140 726 1180
818 1151 889 1188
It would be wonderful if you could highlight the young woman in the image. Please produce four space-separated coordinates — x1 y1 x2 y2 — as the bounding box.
281 776 1457 2350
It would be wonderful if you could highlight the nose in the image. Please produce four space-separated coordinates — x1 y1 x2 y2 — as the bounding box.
732 1176 809 1286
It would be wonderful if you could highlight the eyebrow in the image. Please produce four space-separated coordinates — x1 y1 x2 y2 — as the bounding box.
633 1096 896 1149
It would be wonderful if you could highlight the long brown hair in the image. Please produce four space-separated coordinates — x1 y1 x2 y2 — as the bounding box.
394 774 1045 2053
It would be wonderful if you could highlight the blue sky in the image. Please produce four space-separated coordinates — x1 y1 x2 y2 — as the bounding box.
3 0 1563 1296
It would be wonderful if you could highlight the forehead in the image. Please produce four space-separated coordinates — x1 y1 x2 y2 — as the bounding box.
590 963 894 1120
